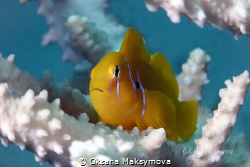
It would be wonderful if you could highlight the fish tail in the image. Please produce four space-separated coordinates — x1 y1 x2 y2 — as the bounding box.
176 100 198 141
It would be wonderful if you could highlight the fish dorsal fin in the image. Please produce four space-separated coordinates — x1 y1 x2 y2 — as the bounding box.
119 28 150 62
150 52 179 98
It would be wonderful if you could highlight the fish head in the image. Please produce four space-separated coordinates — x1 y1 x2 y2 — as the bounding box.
90 52 126 95
89 28 151 125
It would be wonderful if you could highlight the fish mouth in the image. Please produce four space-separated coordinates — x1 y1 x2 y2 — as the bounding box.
91 88 104 93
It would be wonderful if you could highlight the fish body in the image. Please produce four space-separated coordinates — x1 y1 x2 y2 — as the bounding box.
89 28 198 142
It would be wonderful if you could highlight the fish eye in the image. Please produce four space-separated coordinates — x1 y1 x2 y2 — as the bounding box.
114 65 120 77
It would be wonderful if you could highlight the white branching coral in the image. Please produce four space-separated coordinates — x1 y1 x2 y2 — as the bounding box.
144 0 250 39
0 53 41 96
0 51 249 167
188 71 250 167
0 54 97 121
177 48 210 101
21 0 126 65
0 83 166 167
66 15 113 74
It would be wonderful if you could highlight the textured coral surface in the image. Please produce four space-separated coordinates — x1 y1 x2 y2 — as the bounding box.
144 0 250 38
0 0 250 167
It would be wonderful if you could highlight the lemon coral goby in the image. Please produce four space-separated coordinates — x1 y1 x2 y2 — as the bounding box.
89 28 198 142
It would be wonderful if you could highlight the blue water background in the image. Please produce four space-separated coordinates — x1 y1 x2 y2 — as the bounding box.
0 0 250 166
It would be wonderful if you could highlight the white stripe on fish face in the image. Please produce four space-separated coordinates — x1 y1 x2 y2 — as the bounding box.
136 72 146 119
116 77 120 103
109 65 121 104
122 57 146 118
122 57 137 99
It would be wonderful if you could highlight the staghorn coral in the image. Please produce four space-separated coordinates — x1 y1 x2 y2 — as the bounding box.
189 71 250 167
177 48 210 101
144 0 250 39
0 54 171 166
0 53 41 96
2 1 248 166
0 82 166 167
0 53 97 122
20 0 127 94
21 0 126 67
65 15 112 74
0 50 249 166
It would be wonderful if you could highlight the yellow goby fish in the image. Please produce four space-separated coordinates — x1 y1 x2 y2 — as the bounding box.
89 28 198 142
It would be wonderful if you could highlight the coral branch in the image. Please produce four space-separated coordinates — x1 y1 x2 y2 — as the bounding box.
177 48 210 101
144 0 250 39
65 15 113 74
0 53 41 96
1 49 249 166
0 83 167 166
21 0 126 66
0 53 96 121
188 70 250 167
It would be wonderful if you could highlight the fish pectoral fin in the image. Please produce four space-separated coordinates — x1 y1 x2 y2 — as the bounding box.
119 28 150 62
135 90 178 141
